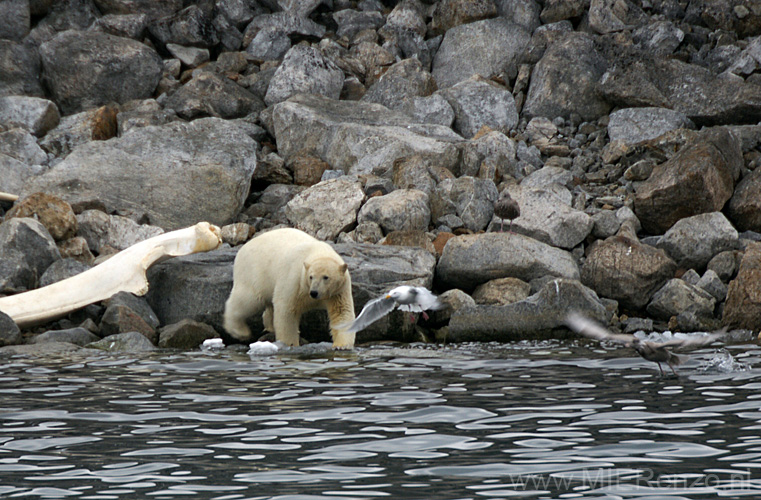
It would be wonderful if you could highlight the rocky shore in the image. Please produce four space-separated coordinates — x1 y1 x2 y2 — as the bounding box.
2 0 761 354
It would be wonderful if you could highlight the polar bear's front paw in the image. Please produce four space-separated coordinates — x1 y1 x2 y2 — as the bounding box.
331 332 355 350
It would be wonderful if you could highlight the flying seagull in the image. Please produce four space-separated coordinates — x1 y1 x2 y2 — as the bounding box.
338 286 444 334
565 312 726 375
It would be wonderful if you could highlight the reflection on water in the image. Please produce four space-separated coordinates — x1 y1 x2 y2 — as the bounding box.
1 339 760 499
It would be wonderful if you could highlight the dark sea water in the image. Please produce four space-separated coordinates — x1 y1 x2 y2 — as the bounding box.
1 338 760 500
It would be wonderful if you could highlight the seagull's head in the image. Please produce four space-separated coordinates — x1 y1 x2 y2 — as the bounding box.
388 286 416 303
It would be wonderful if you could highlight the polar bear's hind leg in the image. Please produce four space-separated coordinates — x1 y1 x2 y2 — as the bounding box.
223 286 265 341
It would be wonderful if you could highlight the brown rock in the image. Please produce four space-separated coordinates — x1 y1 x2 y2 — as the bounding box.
90 103 119 141
472 277 530 305
5 192 78 241
253 152 293 185
158 319 218 349
39 104 121 158
382 230 436 254
728 168 761 232
291 154 330 186
433 231 456 256
633 128 742 234
581 223 677 310
432 0 498 35
99 304 157 344
57 236 95 265
724 242 761 330
392 155 436 194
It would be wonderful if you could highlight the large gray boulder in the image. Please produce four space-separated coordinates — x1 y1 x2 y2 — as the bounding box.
146 249 236 333
0 217 61 293
148 4 219 48
264 45 344 106
432 18 530 89
431 177 498 232
0 128 48 166
447 279 610 342
436 232 580 291
40 30 163 114
0 0 30 41
24 118 257 230
285 176 366 241
271 93 463 176
242 12 326 47
0 96 60 137
397 94 455 128
598 57 761 125
438 76 519 138
76 210 164 252
588 0 647 34
0 154 44 195
608 107 695 146
357 189 431 234
333 9 385 39
502 183 592 249
581 224 677 310
164 71 264 120
523 32 609 121
246 26 291 61
646 278 716 322
633 128 742 235
657 212 739 271
0 40 44 97
361 58 437 111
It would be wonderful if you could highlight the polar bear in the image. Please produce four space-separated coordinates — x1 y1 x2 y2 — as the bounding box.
223 227 356 348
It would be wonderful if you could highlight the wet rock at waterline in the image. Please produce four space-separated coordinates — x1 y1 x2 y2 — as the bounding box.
446 279 610 342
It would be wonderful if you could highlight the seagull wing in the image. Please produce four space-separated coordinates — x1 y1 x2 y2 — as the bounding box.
337 295 398 333
398 287 444 313
414 288 445 311
565 312 634 346
656 328 728 350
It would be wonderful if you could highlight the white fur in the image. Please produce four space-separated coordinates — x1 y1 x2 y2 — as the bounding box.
223 228 355 348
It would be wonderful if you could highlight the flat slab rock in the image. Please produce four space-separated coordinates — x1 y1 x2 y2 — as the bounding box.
447 279 610 342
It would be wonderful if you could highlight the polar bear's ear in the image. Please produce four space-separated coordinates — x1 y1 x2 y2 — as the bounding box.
340 263 348 275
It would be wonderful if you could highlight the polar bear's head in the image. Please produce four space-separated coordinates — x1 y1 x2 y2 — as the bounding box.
304 257 349 300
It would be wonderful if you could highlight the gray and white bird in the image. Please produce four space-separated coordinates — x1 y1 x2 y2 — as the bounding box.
565 312 726 376
338 286 444 334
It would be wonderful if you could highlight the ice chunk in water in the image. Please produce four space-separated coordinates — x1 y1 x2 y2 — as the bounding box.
201 338 225 350
247 341 280 356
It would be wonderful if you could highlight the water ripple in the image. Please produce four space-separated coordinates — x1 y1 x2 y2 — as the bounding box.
0 341 759 499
